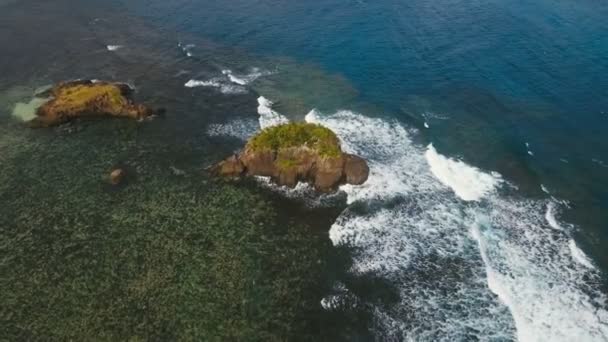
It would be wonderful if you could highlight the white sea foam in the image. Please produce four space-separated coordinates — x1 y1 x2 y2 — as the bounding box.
305 108 607 341
255 176 345 208
540 184 550 194
185 79 220 88
106 45 123 51
568 239 595 268
473 198 608 341
257 96 288 129
222 67 272 85
568 239 595 269
425 144 503 201
184 79 247 94
545 201 563 230
206 118 259 141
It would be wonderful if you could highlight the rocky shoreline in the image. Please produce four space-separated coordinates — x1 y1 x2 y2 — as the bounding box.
29 80 159 127
213 122 369 192
26 80 370 192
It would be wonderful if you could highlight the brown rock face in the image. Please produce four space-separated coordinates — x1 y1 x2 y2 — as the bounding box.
213 135 369 192
344 154 370 185
213 155 245 177
30 80 157 127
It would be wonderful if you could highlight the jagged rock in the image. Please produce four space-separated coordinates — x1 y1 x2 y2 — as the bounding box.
109 168 125 185
212 122 369 192
29 80 157 127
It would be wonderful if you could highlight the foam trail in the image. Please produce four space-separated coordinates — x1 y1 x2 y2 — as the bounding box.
185 79 220 88
568 239 595 269
540 184 550 194
184 79 246 94
545 202 563 230
222 68 272 85
425 144 502 201
257 96 288 129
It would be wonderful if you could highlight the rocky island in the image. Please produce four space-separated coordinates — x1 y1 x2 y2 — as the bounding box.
29 80 157 127
213 122 369 192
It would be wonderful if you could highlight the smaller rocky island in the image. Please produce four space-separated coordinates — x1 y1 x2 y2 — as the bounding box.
213 122 369 192
30 80 157 127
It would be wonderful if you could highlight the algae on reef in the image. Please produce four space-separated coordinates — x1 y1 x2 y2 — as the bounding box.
0 120 352 341
30 80 157 127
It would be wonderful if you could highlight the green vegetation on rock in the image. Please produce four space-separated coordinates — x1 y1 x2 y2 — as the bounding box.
248 122 342 158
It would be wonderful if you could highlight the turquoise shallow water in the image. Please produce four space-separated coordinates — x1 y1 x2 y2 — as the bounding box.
1 0 608 340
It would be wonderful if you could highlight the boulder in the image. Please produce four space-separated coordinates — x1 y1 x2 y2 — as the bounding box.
29 80 157 127
344 154 370 185
212 122 369 192
109 168 126 185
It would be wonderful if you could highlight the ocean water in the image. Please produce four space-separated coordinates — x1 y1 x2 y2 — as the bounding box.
1 0 607 340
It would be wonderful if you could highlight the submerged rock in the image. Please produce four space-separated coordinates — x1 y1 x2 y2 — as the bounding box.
29 80 157 127
109 168 126 185
213 122 369 192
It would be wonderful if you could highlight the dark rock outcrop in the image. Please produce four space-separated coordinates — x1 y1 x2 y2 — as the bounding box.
109 168 125 185
212 123 369 192
30 80 157 127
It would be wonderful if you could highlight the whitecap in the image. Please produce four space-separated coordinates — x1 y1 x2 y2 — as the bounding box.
568 239 595 269
184 79 247 94
185 79 220 88
257 96 288 129
106 45 123 51
540 184 550 194
222 67 273 86
545 201 563 230
425 144 503 201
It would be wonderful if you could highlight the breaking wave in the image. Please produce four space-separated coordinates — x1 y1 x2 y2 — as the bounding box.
222 67 273 85
257 96 288 129
305 108 608 341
